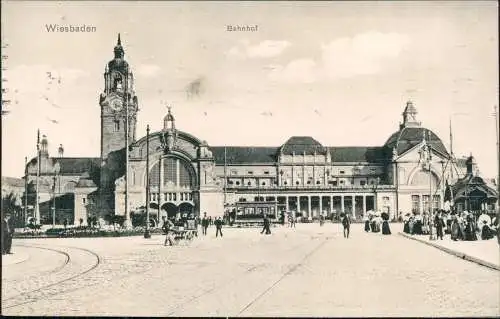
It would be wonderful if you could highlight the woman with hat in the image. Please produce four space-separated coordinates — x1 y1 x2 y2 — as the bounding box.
381 212 391 235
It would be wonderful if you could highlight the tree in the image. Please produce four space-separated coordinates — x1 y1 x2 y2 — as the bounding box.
2 191 22 226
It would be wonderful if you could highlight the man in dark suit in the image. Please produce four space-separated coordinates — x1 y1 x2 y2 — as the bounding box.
201 212 209 235
261 215 271 235
214 217 223 238
342 213 351 239
2 213 15 254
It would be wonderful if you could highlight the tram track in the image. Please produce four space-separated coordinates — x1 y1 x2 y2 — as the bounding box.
165 233 331 316
2 244 102 310
236 236 330 315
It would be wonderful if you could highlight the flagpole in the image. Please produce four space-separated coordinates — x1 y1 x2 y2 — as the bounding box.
494 105 499 215
24 156 28 226
144 124 151 238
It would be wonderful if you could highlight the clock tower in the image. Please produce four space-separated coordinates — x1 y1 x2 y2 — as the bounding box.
99 33 138 163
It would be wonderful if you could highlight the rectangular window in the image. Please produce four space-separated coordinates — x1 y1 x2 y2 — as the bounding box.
83 198 86 204
339 180 344 184
360 180 366 186
264 171 270 175
422 195 430 213
248 171 253 175
433 195 440 210
340 170 345 174
412 195 420 214
114 120 120 132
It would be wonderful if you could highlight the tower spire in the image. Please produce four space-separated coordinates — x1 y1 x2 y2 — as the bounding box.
449 117 454 155
117 33 121 46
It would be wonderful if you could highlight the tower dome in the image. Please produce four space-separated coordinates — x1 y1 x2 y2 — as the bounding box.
163 106 175 131
385 101 449 157
107 33 129 72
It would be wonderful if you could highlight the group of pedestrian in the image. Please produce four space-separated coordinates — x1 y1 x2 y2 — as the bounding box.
450 212 478 241
2 213 15 255
403 210 498 242
363 212 391 235
200 212 223 237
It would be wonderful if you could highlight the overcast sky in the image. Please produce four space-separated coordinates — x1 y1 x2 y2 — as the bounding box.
1 1 498 179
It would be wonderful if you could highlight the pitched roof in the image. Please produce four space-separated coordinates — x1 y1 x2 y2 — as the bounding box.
211 147 277 164
329 147 387 163
281 136 326 155
451 174 498 198
76 178 98 188
28 157 100 175
211 145 387 164
384 127 449 156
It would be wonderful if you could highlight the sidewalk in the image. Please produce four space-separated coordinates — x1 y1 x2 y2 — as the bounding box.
2 250 30 266
399 231 500 271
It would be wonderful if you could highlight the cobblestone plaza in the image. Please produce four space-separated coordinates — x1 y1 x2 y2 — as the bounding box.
2 224 499 317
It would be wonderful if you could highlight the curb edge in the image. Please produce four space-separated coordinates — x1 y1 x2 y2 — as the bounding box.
398 232 500 271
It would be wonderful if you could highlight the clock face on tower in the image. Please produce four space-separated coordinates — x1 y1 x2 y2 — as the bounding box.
110 98 123 111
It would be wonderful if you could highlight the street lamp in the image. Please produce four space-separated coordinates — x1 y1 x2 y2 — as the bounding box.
144 124 151 239
52 163 60 228
372 177 380 211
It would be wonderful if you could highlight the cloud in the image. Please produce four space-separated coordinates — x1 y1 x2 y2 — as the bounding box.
266 31 411 83
136 64 161 78
321 31 411 79
268 59 317 84
227 40 291 59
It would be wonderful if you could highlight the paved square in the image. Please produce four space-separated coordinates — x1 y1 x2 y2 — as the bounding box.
2 224 499 316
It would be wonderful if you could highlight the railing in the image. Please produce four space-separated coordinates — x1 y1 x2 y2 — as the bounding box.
225 184 395 191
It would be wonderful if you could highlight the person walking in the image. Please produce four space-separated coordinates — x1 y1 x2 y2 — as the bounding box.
201 212 209 235
163 218 175 246
435 212 445 240
261 215 272 235
214 217 223 237
342 213 351 238
2 213 15 254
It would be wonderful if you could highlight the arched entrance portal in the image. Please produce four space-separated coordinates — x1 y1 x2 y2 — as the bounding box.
162 203 178 219
179 202 194 217
147 155 198 222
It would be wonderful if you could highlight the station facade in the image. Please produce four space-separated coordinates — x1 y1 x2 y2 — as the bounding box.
24 35 498 225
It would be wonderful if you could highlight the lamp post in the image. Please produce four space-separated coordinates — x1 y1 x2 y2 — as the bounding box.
372 177 380 211
24 156 28 226
494 106 499 215
52 163 60 228
144 124 151 239
420 138 435 240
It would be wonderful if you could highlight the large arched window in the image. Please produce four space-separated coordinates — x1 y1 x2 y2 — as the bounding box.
148 156 194 188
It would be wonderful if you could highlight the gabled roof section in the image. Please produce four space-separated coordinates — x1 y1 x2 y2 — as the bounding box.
52 157 100 175
329 147 387 163
281 136 326 155
76 178 98 188
451 174 499 199
2 176 25 188
211 147 278 164
28 157 100 175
